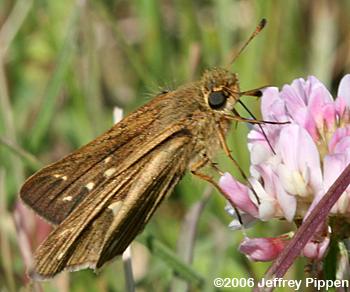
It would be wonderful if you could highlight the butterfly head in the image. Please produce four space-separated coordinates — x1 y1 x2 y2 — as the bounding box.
201 68 240 114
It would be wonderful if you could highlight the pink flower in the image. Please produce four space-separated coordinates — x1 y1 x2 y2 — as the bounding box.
302 236 330 260
239 235 289 262
219 172 259 217
221 75 350 261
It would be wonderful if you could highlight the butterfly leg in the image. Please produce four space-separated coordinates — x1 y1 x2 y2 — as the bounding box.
190 156 232 207
216 123 261 204
216 122 249 181
190 160 243 225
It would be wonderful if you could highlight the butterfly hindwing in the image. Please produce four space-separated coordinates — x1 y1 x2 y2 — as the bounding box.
97 133 192 267
30 131 192 279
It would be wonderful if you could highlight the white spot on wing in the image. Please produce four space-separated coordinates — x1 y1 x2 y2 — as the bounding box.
85 182 95 190
57 252 65 260
53 174 68 181
63 196 73 202
108 201 123 216
104 167 116 177
104 157 112 163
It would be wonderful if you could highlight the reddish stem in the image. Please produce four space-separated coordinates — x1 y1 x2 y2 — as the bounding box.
259 163 350 288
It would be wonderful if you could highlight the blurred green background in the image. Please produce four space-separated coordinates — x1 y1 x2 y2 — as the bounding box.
1 0 350 291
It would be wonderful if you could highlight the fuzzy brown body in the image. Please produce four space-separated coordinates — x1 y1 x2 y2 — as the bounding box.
20 68 240 279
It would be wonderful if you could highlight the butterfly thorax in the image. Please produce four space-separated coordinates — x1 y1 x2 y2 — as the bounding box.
157 68 241 170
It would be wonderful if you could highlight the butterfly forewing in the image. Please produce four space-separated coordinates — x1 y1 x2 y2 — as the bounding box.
20 92 182 225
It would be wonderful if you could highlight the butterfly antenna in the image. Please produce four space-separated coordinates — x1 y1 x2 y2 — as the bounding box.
237 99 276 154
228 18 267 66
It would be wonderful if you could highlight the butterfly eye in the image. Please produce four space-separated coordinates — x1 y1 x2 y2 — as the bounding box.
208 91 227 109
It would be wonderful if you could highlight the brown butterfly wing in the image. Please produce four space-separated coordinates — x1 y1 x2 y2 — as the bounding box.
30 132 192 279
96 133 192 268
20 92 185 225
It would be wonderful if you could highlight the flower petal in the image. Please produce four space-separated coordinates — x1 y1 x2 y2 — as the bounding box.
335 96 347 118
250 143 271 165
323 154 347 191
219 173 259 217
253 164 297 221
303 237 330 260
293 108 318 140
239 236 287 262
273 174 297 221
277 124 322 194
328 126 350 154
334 136 350 155
261 87 287 121
280 78 308 114
307 76 334 128
337 74 350 107
321 103 336 130
258 199 277 221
